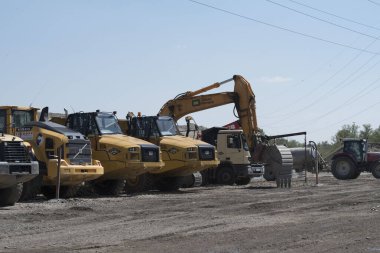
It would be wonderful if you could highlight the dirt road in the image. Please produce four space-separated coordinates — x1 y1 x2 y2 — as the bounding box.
0 173 379 253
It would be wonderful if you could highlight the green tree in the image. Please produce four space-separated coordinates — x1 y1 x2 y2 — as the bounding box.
332 123 359 144
359 124 373 139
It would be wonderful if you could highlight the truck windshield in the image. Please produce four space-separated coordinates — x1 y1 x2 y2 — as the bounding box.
241 134 249 151
13 110 34 128
95 114 122 135
156 117 177 136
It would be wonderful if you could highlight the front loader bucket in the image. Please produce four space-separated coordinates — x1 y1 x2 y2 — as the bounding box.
262 145 293 188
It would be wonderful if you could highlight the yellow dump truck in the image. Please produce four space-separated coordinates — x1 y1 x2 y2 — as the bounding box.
119 114 219 192
52 110 165 195
1 106 104 199
0 130 39 206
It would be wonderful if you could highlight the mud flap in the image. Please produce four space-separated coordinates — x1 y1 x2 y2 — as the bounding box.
262 145 293 188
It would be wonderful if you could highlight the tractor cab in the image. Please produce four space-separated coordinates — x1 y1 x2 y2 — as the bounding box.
342 139 367 163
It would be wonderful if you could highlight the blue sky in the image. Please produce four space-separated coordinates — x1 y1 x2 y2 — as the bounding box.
1 0 380 142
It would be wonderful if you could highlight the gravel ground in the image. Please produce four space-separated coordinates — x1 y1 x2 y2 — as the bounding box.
0 172 379 253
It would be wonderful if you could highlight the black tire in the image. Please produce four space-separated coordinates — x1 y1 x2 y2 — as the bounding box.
331 157 356 180
263 168 276 181
216 167 235 185
19 175 43 201
372 162 380 179
351 170 361 179
0 183 23 207
125 174 154 193
41 185 79 199
93 179 125 196
235 177 251 185
155 177 182 192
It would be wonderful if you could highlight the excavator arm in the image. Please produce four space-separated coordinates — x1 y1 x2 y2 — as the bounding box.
158 75 293 187
159 75 261 157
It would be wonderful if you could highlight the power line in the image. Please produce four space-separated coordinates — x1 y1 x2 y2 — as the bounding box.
265 0 380 40
287 0 380 31
311 98 380 134
187 0 380 55
368 0 380 7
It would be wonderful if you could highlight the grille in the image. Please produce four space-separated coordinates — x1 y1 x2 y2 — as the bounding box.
9 165 31 174
198 145 215 161
0 142 30 163
141 145 159 162
66 139 92 165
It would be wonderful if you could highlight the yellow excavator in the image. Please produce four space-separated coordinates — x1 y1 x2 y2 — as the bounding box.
158 75 297 187
1 106 104 199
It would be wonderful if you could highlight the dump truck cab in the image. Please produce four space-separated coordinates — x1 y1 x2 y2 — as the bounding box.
126 115 219 176
1 106 104 199
62 111 164 195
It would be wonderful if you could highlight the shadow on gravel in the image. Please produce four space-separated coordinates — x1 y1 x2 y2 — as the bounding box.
244 186 277 190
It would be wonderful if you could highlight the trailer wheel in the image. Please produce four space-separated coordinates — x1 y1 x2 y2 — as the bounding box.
0 183 23 207
371 162 380 179
93 179 125 196
155 177 182 191
331 157 355 180
125 174 154 193
235 177 251 185
216 167 235 185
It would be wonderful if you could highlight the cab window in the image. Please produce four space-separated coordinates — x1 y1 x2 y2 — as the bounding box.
227 134 241 149
12 110 33 128
0 110 6 132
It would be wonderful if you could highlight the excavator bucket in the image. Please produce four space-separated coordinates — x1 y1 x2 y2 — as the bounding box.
262 145 293 188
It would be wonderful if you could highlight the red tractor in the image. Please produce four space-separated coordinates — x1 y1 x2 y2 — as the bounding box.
331 138 380 180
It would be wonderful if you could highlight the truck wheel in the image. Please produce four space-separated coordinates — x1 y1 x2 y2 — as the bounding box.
19 175 43 201
93 179 125 196
216 167 235 185
125 174 154 193
331 157 355 180
263 168 276 181
0 183 23 207
41 185 79 199
155 177 182 191
371 163 380 179
235 177 251 185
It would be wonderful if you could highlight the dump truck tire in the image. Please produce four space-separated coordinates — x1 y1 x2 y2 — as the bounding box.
41 185 79 199
216 167 235 185
125 174 154 194
0 183 23 207
155 177 182 192
235 177 251 185
371 162 380 179
20 176 43 201
93 179 125 196
331 157 356 180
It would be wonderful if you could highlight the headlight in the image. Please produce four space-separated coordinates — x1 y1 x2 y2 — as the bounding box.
169 148 178 154
128 147 138 152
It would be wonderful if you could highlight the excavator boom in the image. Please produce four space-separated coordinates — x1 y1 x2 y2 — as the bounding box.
158 75 293 187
